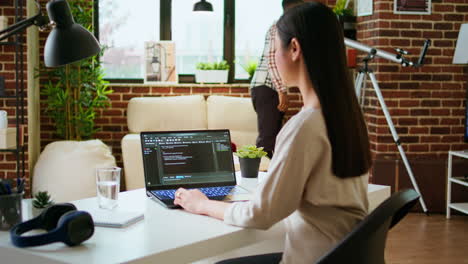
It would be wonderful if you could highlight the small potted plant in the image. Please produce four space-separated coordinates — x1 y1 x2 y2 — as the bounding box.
241 60 258 81
32 191 54 217
333 0 356 39
234 145 267 178
195 60 230 84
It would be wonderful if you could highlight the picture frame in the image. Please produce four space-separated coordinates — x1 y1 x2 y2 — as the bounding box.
357 0 373 16
144 41 178 84
394 0 431 15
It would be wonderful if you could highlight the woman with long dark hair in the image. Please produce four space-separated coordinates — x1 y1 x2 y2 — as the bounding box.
173 2 372 263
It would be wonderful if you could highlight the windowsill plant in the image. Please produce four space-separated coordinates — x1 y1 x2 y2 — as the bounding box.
195 60 230 84
241 60 258 81
234 145 267 178
333 0 356 39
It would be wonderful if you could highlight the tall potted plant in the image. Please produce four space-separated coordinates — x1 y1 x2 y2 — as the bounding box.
39 0 112 140
33 0 116 196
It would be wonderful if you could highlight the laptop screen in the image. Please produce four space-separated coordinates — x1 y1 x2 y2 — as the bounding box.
141 130 236 189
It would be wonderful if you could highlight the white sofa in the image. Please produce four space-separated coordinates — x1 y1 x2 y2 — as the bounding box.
122 95 261 190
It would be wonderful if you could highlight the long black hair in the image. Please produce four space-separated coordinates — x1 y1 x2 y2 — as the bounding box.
276 2 372 178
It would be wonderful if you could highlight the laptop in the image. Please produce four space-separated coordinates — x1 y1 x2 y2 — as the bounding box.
141 130 252 209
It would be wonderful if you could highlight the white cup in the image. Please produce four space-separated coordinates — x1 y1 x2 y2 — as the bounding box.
0 110 7 129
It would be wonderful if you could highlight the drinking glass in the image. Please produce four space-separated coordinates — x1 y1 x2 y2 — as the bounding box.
96 167 121 209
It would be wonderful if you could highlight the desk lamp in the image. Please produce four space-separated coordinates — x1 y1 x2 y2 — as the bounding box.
193 0 213 12
0 0 101 67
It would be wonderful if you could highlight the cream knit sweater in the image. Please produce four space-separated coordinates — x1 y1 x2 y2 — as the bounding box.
224 107 369 264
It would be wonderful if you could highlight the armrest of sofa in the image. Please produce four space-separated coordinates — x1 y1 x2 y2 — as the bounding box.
122 134 145 190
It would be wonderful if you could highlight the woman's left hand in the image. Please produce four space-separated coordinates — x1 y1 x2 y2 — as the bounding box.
174 188 209 215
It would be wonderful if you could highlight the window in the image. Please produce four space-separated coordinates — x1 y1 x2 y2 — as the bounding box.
99 0 160 79
172 0 224 75
97 0 284 82
235 0 282 79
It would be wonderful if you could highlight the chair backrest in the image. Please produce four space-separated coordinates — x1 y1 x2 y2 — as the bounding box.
127 95 207 133
316 189 420 264
206 95 258 147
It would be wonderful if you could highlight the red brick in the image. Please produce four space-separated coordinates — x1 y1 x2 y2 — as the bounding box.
410 127 429 134
112 87 131 93
441 118 461 125
434 5 455 12
421 136 441 143
431 109 450 116
434 40 454 47
420 118 439 125
151 87 171 94
173 87 191 94
423 31 443 39
441 136 462 143
399 118 418 125
102 110 122 116
409 145 429 152
442 100 461 107
430 127 451 134
444 14 464 21
192 87 211 94
430 144 451 151
400 100 419 107
456 5 468 12
132 87 150 94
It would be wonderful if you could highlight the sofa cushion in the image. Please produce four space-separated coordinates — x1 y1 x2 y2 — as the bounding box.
127 95 207 133
207 95 258 147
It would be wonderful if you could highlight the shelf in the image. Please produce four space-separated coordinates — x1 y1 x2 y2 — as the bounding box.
0 92 25 99
0 42 21 46
0 146 24 153
449 203 468 215
0 148 18 153
450 177 468 187
449 150 468 159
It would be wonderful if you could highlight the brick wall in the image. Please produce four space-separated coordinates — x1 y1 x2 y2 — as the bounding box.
357 0 468 212
0 1 29 191
1 0 468 212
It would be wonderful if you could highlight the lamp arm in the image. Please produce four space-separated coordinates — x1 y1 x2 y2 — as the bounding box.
0 13 47 42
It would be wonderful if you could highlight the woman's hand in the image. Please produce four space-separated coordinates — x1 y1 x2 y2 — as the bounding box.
173 188 209 215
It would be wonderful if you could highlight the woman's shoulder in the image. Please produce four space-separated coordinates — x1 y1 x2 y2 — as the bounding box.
280 108 328 143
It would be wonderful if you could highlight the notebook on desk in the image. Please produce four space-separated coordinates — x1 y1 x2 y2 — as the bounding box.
140 130 252 209
89 210 144 228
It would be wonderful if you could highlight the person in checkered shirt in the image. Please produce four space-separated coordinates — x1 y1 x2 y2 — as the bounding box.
250 0 304 159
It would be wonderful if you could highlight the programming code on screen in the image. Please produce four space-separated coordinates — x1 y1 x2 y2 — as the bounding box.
142 131 234 187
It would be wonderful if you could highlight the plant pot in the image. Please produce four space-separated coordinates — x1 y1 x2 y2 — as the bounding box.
338 15 357 40
32 207 45 218
195 70 229 84
239 158 261 178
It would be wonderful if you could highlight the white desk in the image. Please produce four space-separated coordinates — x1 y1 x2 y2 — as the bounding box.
0 172 390 264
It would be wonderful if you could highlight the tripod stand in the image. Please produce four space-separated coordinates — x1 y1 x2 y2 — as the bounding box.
355 54 428 213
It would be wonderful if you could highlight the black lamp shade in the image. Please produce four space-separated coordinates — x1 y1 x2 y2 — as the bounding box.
44 0 101 67
193 0 213 12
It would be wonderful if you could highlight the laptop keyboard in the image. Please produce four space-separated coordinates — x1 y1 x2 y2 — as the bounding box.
152 186 236 200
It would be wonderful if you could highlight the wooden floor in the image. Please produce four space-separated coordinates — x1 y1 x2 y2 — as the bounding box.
386 213 468 264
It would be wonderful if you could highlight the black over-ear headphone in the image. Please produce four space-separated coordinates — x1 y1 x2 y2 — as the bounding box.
10 203 94 247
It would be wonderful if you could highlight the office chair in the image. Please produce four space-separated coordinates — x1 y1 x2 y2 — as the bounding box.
216 189 420 264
